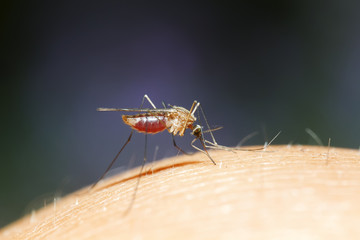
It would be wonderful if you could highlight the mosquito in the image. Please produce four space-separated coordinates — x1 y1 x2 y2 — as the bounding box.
92 94 218 213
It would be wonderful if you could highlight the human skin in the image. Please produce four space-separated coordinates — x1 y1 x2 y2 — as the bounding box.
1 145 360 239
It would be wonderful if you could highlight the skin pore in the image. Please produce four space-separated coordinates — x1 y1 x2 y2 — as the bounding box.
1 145 360 239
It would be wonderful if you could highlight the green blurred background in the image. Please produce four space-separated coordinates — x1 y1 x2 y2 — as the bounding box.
1 1 359 228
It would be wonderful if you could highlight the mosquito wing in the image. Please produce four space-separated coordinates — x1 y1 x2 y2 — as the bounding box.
97 107 174 113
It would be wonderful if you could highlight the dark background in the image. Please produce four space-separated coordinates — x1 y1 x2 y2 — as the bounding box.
1 1 359 228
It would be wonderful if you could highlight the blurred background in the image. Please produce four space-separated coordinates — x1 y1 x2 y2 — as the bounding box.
1 0 359 228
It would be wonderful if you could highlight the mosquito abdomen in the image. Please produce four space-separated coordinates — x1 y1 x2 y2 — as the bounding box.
122 114 168 134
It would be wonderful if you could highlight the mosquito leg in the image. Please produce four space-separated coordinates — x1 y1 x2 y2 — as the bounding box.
191 137 216 165
172 134 191 155
141 94 157 109
123 96 155 214
92 95 150 190
198 103 218 145
124 124 149 215
191 138 205 154
180 100 200 136
160 100 186 155
91 130 134 189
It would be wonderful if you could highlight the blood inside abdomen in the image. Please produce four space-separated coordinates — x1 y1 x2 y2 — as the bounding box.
122 115 167 134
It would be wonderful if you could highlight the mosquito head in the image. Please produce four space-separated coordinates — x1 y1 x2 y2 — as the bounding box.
191 124 203 139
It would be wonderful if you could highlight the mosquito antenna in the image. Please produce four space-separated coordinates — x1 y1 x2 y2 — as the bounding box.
91 131 133 189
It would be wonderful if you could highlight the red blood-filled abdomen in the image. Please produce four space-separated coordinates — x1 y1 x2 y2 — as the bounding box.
122 114 167 134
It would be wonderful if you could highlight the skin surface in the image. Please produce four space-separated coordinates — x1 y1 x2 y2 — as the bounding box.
1 145 360 239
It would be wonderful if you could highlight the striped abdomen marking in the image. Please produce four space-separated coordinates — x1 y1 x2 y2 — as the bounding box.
122 114 168 134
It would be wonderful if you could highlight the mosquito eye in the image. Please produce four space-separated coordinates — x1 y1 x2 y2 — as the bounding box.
192 125 202 137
